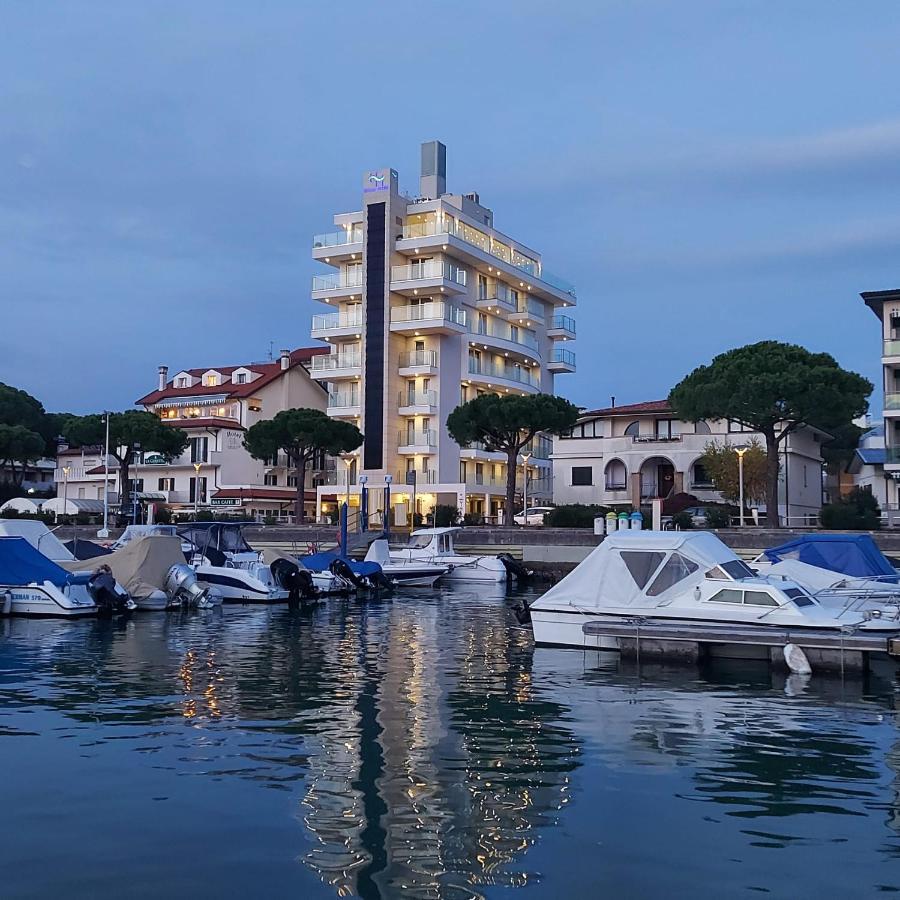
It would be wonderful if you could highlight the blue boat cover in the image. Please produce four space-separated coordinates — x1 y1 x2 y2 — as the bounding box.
763 534 897 581
299 551 382 578
0 537 74 587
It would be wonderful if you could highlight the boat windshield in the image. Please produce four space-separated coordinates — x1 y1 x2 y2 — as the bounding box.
783 586 816 607
407 534 435 550
706 559 756 581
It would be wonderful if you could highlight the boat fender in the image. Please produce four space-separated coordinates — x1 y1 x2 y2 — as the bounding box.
1 589 11 616
783 643 812 676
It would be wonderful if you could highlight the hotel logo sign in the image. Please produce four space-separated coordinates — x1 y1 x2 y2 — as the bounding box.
363 168 395 194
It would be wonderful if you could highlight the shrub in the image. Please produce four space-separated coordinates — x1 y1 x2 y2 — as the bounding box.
704 506 732 529
820 488 880 530
671 510 694 530
544 504 609 528
154 505 173 524
433 504 461 527
462 511 483 526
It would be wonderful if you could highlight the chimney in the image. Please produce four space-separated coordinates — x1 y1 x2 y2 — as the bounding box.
420 140 447 199
158 365 168 391
280 349 291 371
610 396 615 408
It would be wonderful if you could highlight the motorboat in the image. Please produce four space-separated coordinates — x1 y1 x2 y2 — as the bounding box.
298 549 392 594
176 522 290 603
389 527 511 583
365 539 448 587
530 531 900 649
0 536 119 617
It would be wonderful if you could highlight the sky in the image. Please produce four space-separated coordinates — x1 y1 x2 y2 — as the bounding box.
2 1 899 416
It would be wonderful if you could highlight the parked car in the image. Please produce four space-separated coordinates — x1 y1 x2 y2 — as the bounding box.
513 506 554 526
682 506 710 528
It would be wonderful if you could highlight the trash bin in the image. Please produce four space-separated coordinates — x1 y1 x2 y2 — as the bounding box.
630 511 643 530
618 512 630 532
594 516 605 536
606 511 618 533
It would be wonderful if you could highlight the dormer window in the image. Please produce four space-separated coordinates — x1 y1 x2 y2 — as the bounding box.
236 373 247 384
177 377 187 388
205 375 217 386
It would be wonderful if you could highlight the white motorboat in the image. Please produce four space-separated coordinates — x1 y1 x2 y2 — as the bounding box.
530 531 900 649
390 527 510 583
365 539 448 587
177 523 289 603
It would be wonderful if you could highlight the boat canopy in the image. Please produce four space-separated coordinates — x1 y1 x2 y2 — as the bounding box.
762 534 897 581
531 530 752 611
177 523 254 555
0 520 74 561
0 536 76 588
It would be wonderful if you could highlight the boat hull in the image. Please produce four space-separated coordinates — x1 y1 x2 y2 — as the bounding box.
193 568 287 604
1 583 97 618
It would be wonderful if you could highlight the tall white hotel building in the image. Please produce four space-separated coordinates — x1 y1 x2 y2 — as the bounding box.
310 142 576 524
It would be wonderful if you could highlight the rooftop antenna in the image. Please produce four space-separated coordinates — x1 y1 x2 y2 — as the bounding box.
268 340 274 361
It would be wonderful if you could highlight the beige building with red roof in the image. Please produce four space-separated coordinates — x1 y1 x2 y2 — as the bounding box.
57 347 330 521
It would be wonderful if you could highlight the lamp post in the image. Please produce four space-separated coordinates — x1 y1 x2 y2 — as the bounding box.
735 447 748 528
521 451 532 526
343 456 353 510
61 465 71 524
193 462 202 520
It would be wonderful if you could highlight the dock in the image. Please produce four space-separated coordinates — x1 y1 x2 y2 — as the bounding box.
581 619 900 673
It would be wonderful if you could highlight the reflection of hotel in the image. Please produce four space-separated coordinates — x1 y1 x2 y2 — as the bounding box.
310 141 576 524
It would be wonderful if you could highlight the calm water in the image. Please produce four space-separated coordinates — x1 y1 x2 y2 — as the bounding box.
2 587 900 898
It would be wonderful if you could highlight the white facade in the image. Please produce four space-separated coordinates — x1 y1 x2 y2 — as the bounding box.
846 423 890 509
310 141 575 524
57 348 329 521
552 400 826 522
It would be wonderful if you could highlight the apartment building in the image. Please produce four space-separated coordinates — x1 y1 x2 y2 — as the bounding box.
58 347 329 521
862 288 900 511
552 400 826 522
309 141 576 523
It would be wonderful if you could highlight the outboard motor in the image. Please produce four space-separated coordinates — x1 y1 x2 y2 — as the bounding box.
87 566 136 616
330 558 366 590
499 553 533 583
270 558 318 608
164 564 214 609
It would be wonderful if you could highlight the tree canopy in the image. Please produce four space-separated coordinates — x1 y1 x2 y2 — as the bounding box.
0 383 58 486
447 393 579 525
670 341 872 526
699 438 768 506
244 408 363 523
0 424 46 487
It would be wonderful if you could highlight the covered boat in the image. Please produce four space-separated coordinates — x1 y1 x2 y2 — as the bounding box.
760 534 898 582
389 527 510 583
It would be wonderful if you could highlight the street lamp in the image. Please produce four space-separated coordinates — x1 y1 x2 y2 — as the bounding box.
61 465 71 524
342 456 354 509
193 462 202 519
735 447 748 528
521 451 532 525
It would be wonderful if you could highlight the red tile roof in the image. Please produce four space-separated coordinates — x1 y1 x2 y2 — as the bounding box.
136 346 329 406
581 400 672 418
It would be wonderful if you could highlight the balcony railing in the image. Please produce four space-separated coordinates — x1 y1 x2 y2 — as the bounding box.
311 309 363 331
312 229 362 249
390 260 467 286
398 390 438 408
551 314 576 333
328 391 360 408
468 359 540 387
516 296 545 320
390 302 467 327
886 393 900 410
311 351 362 372
551 348 576 366
886 448 900 464
632 433 682 443
399 430 438 449
400 350 438 368
472 320 538 351
605 481 627 491
397 469 437 485
312 269 363 292
885 340 900 357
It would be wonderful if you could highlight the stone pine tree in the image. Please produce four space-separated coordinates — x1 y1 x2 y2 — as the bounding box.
244 408 363 524
669 341 872 527
447 393 579 526
64 411 189 520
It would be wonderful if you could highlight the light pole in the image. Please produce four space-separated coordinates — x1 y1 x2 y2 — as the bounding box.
193 462 202 520
98 411 111 538
735 447 747 528
61 465 71 524
521 451 532 525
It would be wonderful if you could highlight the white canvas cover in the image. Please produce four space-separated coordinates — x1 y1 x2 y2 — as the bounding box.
0 519 73 561
0 498 44 515
60 535 185 600
365 540 391 566
531 530 744 612
766 558 895 593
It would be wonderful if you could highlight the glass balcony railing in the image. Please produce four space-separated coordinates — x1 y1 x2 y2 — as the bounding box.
885 341 900 357
472 320 539 351
311 309 363 331
398 390 437 408
540 270 576 297
311 351 362 372
312 229 362 249
398 430 438 448
328 391 360 408
312 269 363 292
885 393 900 410
390 302 467 327
551 348 576 366
400 350 438 368
397 469 438 485
390 260 467 286
886 447 900 464
551 315 576 333
515 296 545 320
468 359 540 387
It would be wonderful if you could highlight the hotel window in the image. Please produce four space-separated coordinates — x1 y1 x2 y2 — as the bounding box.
188 477 207 504
158 477 175 491
190 437 208 464
571 466 593 486
624 421 640 437
205 375 218 386
236 373 247 384
177 377 187 388
264 474 278 486
288 475 298 487
692 463 712 487
478 274 488 299
656 420 681 438
460 461 467 482
727 421 753 433
694 420 712 435
475 463 484 485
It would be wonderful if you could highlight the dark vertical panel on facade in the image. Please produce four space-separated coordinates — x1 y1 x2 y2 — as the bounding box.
364 202 386 470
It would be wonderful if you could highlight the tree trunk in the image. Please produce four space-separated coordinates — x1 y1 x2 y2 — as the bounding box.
764 431 780 528
504 447 518 526
294 451 308 525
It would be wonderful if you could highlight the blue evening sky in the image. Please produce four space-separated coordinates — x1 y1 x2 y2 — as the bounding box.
2 1 899 415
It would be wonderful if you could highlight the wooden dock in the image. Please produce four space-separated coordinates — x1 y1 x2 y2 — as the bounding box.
581 619 900 672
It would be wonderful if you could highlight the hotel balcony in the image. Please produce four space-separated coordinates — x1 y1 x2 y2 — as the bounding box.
389 301 467 336
885 340 900 361
311 269 364 302
467 359 540 393
468 323 540 361
389 260 467 296
394 469 438 487
310 350 362 381
460 441 505 462
885 393 900 417
475 283 518 315
547 314 576 340
506 295 546 327
310 309 363 342
327 390 361 418
547 348 576 373
311 228 363 263
398 429 438 455
886 447 900 467
399 349 439 377
398 390 438 416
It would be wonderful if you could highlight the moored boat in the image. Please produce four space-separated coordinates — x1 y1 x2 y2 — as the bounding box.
389 527 511 583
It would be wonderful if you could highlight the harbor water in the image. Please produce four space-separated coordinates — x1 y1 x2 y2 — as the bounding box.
1 585 900 898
